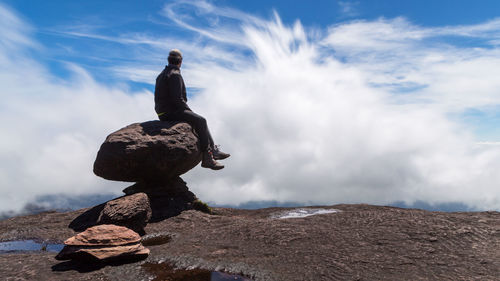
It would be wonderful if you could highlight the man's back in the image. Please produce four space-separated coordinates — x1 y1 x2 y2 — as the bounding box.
154 64 189 115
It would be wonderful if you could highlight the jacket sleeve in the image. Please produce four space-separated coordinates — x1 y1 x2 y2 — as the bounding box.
168 73 191 111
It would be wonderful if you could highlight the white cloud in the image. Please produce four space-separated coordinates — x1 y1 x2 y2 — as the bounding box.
161 1 500 210
1 1 500 213
476 142 500 146
338 1 359 18
0 4 156 212
323 17 500 112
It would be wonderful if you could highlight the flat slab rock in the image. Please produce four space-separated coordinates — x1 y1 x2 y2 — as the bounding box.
64 224 141 246
93 121 202 182
0 205 499 281
55 224 149 262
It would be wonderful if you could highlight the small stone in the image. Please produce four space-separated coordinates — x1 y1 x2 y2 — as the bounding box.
428 236 438 242
69 193 152 234
98 193 152 234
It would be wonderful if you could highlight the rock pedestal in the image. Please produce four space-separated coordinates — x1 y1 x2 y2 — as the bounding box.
123 177 197 222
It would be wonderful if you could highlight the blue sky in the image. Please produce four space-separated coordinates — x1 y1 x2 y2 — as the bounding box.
4 0 500 93
6 0 500 27
1 0 500 212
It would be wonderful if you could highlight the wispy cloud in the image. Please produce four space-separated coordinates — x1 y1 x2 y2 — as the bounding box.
323 17 500 112
1 0 500 213
162 0 268 45
338 1 359 18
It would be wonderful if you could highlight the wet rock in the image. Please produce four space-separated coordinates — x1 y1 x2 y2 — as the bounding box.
1 205 500 280
68 193 152 234
123 177 197 222
55 224 149 262
93 121 202 182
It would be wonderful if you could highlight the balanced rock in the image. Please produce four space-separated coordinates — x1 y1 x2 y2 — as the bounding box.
55 224 149 262
68 193 152 234
93 121 202 182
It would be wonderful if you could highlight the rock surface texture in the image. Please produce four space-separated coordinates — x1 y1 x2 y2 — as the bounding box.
1 205 498 281
55 224 149 262
68 193 152 234
93 121 201 182
99 193 152 232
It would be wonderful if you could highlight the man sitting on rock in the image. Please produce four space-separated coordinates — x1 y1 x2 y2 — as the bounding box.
154 49 230 170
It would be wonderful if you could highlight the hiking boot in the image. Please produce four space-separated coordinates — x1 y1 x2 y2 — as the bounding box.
201 149 224 170
212 145 230 160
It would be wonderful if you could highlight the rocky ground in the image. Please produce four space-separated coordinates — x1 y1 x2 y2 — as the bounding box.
0 204 499 281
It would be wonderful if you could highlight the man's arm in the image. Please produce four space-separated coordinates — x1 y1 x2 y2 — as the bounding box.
168 73 191 111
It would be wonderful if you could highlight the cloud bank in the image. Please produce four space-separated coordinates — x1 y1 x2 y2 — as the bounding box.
1 1 500 212
0 4 156 212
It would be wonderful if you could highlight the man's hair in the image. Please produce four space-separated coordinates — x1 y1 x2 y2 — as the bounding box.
168 49 183 65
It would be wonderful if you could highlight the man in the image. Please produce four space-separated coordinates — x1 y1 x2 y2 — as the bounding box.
154 49 230 170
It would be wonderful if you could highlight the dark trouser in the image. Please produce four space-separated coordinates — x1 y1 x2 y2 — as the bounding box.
159 110 214 152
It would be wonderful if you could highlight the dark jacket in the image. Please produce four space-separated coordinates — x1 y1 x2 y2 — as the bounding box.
154 64 191 115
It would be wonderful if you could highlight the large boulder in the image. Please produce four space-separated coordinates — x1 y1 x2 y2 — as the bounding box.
55 224 149 263
93 121 202 182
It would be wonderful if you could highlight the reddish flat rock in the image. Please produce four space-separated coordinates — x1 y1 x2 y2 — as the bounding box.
56 243 150 262
64 224 141 246
56 224 149 262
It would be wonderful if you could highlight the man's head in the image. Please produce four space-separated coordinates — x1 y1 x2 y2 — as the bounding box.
168 49 183 66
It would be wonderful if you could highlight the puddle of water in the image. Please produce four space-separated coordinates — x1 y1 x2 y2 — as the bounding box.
141 233 172 246
0 240 64 253
274 208 339 219
142 262 253 281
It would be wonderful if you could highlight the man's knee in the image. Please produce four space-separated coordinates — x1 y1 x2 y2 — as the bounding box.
199 116 207 125
186 111 206 126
